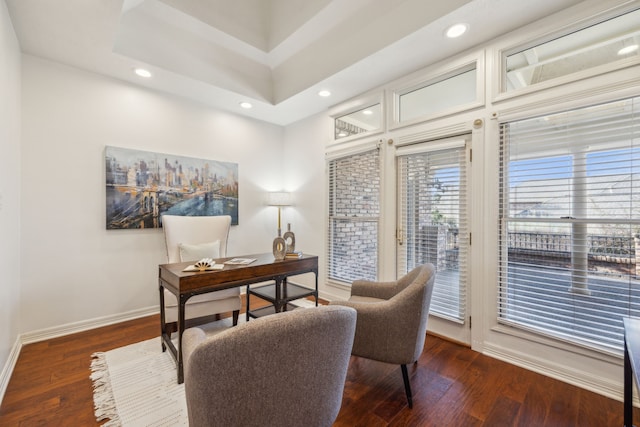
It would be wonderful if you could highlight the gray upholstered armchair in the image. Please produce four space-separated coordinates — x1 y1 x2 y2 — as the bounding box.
182 305 357 427
330 264 436 408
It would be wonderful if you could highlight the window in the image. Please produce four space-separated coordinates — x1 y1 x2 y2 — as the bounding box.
398 67 477 123
334 104 382 140
498 96 640 352
504 8 640 93
397 138 469 321
327 147 381 285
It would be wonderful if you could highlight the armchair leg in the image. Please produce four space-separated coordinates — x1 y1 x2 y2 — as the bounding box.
401 364 413 408
232 310 240 326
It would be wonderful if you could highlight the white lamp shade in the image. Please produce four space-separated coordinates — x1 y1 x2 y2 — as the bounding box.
268 192 292 206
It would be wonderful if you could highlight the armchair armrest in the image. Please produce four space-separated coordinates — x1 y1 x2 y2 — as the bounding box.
182 327 207 373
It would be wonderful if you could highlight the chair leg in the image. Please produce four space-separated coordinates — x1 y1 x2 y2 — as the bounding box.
401 364 413 408
232 310 240 326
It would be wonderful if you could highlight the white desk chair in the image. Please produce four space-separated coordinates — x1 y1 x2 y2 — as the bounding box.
162 215 241 334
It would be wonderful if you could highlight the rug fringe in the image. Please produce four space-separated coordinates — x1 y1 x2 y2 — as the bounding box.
90 351 122 427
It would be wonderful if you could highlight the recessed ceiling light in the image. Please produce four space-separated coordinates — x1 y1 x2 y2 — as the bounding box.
618 44 639 55
362 110 373 115
445 23 468 38
239 102 253 109
338 132 347 137
134 68 152 78
318 90 331 97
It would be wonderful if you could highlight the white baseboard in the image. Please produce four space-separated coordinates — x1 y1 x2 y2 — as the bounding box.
483 342 628 404
0 336 22 406
20 306 159 345
0 305 159 406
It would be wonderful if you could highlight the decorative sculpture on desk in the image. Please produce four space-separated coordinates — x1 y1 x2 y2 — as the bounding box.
283 223 295 253
268 192 291 260
273 236 286 260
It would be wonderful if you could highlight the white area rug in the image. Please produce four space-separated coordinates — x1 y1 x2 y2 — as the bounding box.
90 336 188 427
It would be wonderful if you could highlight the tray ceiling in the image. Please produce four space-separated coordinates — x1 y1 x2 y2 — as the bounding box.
7 0 585 125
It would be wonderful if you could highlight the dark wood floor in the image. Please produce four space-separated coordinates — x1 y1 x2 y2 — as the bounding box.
0 297 636 426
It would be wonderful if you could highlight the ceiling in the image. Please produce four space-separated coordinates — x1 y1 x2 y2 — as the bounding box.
6 0 586 126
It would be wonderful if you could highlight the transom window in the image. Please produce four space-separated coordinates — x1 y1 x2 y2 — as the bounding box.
504 8 640 93
399 68 476 123
333 104 382 140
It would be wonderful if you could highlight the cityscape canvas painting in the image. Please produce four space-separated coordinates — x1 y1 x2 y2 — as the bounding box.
105 146 238 229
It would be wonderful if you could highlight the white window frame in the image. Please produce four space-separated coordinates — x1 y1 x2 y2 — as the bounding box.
495 95 640 355
396 137 470 324
388 51 485 131
329 92 385 145
325 138 382 289
492 2 640 104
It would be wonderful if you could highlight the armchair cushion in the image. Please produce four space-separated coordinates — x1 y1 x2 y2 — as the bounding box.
351 279 402 300
348 295 385 304
178 240 220 262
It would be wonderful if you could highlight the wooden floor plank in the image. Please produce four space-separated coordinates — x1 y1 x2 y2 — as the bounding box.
483 395 521 427
542 375 581 427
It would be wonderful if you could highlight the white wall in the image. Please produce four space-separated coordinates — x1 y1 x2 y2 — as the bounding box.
280 112 348 299
0 0 21 388
20 55 286 333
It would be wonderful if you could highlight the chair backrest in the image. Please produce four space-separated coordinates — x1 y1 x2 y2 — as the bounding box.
401 264 436 362
184 305 357 427
162 215 231 263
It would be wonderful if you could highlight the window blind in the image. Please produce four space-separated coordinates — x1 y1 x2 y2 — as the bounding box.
397 139 468 322
498 96 640 352
327 147 380 285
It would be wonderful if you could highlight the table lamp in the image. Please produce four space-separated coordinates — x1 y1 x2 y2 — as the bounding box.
268 192 291 260
267 191 291 236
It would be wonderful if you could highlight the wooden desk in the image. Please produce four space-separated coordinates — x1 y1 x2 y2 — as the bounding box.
624 317 640 427
158 253 318 383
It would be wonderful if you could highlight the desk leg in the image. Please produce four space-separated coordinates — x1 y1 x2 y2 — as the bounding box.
246 284 251 322
625 336 633 427
315 271 319 307
159 282 166 352
274 278 283 312
282 278 288 312
177 295 187 384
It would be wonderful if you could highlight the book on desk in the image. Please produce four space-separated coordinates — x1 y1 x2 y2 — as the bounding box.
224 258 257 265
285 251 303 259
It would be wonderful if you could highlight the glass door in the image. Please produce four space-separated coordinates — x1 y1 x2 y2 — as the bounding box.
396 135 471 344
